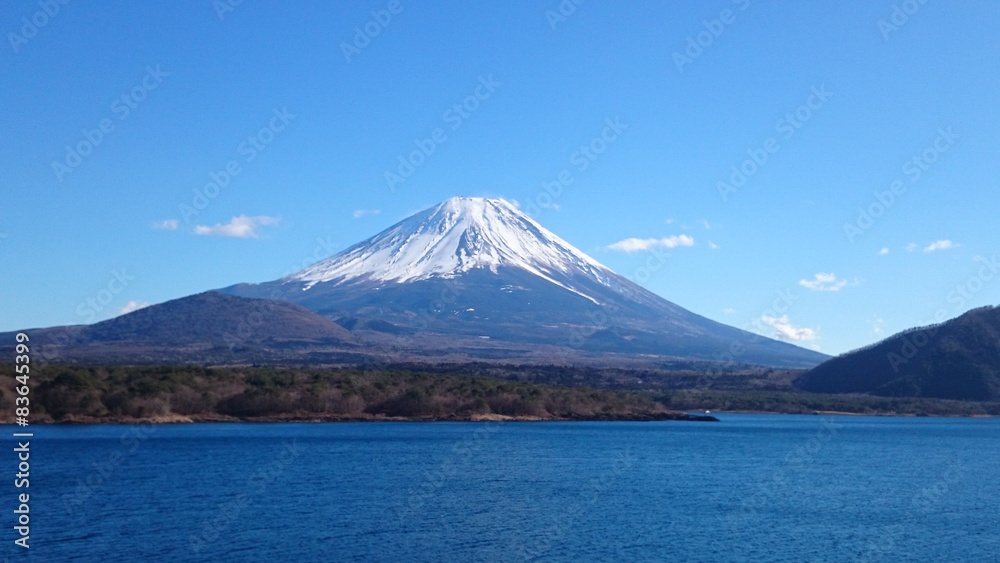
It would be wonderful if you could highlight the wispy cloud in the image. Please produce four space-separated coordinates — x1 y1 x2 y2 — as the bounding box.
906 243 919 252
702 220 712 230
607 234 695 253
152 219 179 230
872 316 886 337
799 272 859 292
352 209 382 219
759 314 818 342
877 247 889 256
723 307 736 315
117 300 150 316
194 215 279 238
923 239 957 253
708 241 720 250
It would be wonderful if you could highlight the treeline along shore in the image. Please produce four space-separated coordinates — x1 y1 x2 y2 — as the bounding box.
0 364 716 424
2 364 997 424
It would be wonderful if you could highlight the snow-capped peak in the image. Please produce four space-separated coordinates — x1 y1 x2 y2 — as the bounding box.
286 197 620 301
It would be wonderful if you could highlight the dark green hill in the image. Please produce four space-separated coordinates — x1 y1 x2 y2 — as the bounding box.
796 306 1000 400
7 292 356 364
78 291 351 344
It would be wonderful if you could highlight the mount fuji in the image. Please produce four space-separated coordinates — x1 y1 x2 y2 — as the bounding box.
220 197 827 368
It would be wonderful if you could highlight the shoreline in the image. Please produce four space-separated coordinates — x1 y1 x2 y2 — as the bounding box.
5 411 998 425
0 411 721 425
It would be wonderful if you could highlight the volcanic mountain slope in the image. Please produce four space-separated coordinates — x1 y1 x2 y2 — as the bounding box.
10 292 358 364
796 306 1000 401
222 197 828 368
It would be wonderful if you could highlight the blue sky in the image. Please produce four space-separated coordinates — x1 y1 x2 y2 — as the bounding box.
2 0 998 355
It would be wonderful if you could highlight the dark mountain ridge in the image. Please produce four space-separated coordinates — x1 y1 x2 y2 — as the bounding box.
7 292 358 364
796 306 1000 401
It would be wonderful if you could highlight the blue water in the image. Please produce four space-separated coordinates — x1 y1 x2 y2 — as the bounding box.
7 415 999 562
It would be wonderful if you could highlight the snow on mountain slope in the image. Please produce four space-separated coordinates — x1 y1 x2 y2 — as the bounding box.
286 197 621 303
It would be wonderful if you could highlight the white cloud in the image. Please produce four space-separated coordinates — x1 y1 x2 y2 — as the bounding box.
152 219 179 230
923 239 957 253
665 218 676 225
723 308 736 315
877 247 889 256
758 314 818 342
872 317 886 337
799 272 859 292
905 243 919 252
194 215 279 238
702 220 712 230
607 234 695 253
117 300 150 316
708 241 720 250
352 209 382 219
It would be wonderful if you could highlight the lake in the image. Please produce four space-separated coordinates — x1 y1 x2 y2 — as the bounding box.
12 415 1000 561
